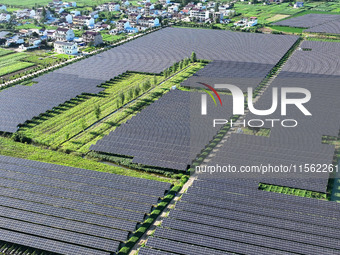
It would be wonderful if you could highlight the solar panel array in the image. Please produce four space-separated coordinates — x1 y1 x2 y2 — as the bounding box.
305 18 340 34
181 60 274 92
91 90 234 171
142 177 340 255
0 74 104 133
200 40 340 192
0 155 171 255
273 13 340 28
0 28 298 133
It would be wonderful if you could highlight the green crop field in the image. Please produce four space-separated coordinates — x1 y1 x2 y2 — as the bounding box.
310 0 340 12
20 73 161 147
259 183 328 200
0 48 13 57
0 52 35 77
101 33 126 43
233 2 308 25
268 25 305 33
24 52 72 67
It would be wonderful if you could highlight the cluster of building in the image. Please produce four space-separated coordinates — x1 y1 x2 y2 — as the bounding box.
234 16 258 27
0 0 305 54
0 0 164 55
178 2 235 24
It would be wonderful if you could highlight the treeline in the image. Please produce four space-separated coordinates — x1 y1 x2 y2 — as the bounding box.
163 52 209 78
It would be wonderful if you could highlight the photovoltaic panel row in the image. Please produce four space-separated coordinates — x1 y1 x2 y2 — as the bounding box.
0 156 170 254
304 19 340 34
0 160 167 197
0 175 153 213
0 166 159 205
0 216 120 253
0 228 109 255
169 209 340 241
146 237 234 255
181 60 273 92
0 205 129 242
176 195 340 230
0 194 137 231
153 228 295 255
138 247 174 255
273 13 340 28
161 218 339 253
0 155 171 191
0 28 298 133
182 189 337 219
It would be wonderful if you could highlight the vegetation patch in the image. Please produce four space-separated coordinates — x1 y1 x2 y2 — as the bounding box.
268 25 304 34
259 183 328 200
0 52 35 77
241 127 271 137
233 2 307 25
266 14 290 23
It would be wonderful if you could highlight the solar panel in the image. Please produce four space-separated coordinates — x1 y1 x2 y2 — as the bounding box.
273 14 340 28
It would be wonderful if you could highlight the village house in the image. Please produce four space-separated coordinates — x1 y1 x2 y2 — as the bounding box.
294 1 304 8
0 13 10 23
73 16 95 28
54 41 78 55
234 17 258 27
137 17 160 27
82 31 103 46
35 8 51 20
15 9 35 19
190 9 209 22
109 2 120 12
54 27 75 41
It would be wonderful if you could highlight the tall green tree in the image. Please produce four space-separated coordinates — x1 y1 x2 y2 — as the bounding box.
94 104 101 120
191 52 197 63
119 92 125 105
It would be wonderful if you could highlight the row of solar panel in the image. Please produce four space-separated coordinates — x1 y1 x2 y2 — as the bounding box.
0 155 171 191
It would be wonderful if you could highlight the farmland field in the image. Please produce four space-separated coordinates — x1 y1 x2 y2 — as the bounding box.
266 14 290 22
268 25 305 33
24 52 73 67
310 0 340 12
0 52 35 77
101 33 126 43
233 2 308 24
0 48 13 57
